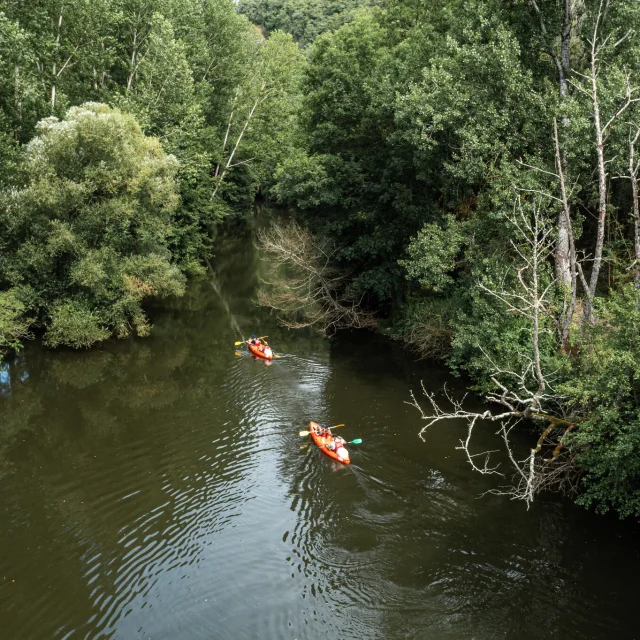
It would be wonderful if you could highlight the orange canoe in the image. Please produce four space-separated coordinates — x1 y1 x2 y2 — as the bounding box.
248 341 273 360
309 421 350 465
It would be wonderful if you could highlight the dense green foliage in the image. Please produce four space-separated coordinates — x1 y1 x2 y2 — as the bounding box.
562 286 640 518
263 0 640 517
1 104 185 347
237 0 377 46
0 0 303 352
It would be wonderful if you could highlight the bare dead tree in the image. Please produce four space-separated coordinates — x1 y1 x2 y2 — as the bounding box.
516 119 583 344
408 200 577 508
570 2 640 322
257 221 376 335
626 126 640 288
399 321 452 361
529 0 574 288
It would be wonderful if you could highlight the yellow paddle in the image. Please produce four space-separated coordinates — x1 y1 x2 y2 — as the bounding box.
301 438 362 450
234 335 268 346
298 423 345 437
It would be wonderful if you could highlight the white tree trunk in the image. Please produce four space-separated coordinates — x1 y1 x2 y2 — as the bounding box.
629 131 640 289
127 27 138 92
51 10 63 109
211 82 267 200
530 0 573 289
14 63 21 140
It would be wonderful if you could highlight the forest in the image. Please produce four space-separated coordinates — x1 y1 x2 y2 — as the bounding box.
2 0 640 518
0 0 303 348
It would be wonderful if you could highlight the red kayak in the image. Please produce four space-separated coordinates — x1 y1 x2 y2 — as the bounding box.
309 421 350 465
248 340 273 360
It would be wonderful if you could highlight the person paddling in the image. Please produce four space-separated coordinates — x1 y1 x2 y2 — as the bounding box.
319 423 331 437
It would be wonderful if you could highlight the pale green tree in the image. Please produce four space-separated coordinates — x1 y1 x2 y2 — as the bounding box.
0 103 185 348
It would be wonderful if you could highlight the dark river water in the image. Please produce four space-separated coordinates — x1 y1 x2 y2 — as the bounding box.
1 219 639 640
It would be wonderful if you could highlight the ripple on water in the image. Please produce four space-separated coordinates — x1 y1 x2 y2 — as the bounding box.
1 324 640 640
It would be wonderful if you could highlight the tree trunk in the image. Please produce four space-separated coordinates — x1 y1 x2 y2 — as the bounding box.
530 0 573 289
211 82 267 200
560 0 572 97
585 48 607 323
51 10 63 109
14 63 21 141
554 120 577 344
555 0 574 289
127 28 138 92
633 174 640 290
630 131 640 289
556 212 571 287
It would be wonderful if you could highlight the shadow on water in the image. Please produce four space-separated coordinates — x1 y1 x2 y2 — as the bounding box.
275 332 640 640
0 214 639 639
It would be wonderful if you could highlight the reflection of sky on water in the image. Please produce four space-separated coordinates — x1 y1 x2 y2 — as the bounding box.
0 363 29 390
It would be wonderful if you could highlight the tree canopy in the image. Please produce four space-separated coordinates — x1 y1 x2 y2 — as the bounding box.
0 0 303 352
1 103 185 347
260 0 640 517
237 0 378 46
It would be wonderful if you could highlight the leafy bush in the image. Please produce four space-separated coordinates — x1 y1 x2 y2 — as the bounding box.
0 103 186 348
562 285 640 517
0 289 32 360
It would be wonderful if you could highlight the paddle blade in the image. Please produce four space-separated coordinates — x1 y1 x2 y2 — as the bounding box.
234 341 244 346
299 444 309 450
234 351 243 357
349 438 362 444
331 423 345 429
298 430 310 437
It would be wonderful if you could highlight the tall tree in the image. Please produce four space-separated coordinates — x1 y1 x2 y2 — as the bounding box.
0 103 185 347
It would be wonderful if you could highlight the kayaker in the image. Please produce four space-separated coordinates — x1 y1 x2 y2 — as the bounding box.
326 435 344 452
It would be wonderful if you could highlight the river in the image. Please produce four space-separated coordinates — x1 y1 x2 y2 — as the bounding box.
0 219 639 640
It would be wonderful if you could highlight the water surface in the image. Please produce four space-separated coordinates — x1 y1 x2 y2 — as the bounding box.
0 223 638 639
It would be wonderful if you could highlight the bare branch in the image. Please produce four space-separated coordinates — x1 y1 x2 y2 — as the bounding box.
408 198 577 508
256 221 376 335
